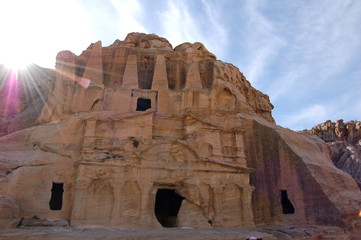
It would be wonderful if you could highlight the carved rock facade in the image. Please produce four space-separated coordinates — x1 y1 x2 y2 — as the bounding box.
0 33 360 236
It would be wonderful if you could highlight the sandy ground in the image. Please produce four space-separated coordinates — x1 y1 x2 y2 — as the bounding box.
0 227 275 240
0 224 351 240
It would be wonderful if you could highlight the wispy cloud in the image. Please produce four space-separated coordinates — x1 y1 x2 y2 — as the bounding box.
268 66 306 102
160 1 201 46
258 0 361 129
239 0 360 91
280 85 361 130
160 0 228 59
277 67 361 130
288 0 361 80
110 0 147 39
239 0 285 86
279 104 328 130
199 0 229 59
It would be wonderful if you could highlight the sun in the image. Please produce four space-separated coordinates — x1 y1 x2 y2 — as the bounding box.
1 55 32 71
0 56 41 117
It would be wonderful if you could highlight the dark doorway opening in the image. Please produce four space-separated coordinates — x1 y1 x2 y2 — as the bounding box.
49 182 64 210
154 189 185 227
136 98 151 111
280 190 295 214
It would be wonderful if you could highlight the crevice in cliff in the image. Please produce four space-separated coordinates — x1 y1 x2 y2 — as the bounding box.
6 163 54 176
90 99 101 110
37 144 73 159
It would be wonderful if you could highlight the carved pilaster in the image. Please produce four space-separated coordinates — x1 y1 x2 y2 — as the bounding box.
185 62 202 89
241 186 255 227
122 54 139 88
151 54 168 90
82 41 103 85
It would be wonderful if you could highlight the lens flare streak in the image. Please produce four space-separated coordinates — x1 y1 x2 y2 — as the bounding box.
1 69 21 115
54 69 91 89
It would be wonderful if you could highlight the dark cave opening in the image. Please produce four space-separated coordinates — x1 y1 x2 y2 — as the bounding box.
154 189 185 227
136 98 151 111
280 190 295 214
49 182 64 210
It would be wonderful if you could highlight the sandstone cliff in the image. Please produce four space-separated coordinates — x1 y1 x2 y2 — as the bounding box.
0 33 360 239
307 120 361 187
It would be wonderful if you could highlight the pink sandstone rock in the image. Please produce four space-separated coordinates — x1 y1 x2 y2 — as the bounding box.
307 120 361 187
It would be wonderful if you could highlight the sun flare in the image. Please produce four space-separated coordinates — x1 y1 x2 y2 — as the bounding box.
1 53 32 72
3 61 30 72
0 0 94 69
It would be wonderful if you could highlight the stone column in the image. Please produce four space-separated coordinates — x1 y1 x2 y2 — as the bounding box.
241 186 255 227
139 182 159 227
211 185 223 227
110 181 122 226
84 119 97 137
70 170 92 226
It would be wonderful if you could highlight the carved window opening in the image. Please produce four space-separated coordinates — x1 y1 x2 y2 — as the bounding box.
49 182 64 210
136 98 151 111
154 189 185 227
280 190 295 214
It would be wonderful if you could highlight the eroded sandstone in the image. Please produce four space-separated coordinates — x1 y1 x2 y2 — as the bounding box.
307 120 361 187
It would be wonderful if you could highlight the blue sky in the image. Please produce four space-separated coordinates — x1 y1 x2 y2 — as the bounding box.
0 0 360 130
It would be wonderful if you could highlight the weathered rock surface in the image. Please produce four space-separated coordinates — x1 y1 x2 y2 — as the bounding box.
307 120 361 187
0 33 360 239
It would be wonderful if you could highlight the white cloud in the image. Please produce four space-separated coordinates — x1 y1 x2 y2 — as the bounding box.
109 0 147 39
329 89 361 122
267 66 306 102
278 84 361 130
288 0 361 80
279 104 328 130
243 0 361 130
160 0 228 59
160 1 199 46
355 101 361 120
239 0 360 89
199 0 229 59
239 0 285 85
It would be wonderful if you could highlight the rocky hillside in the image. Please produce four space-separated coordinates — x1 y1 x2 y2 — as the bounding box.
307 120 361 187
